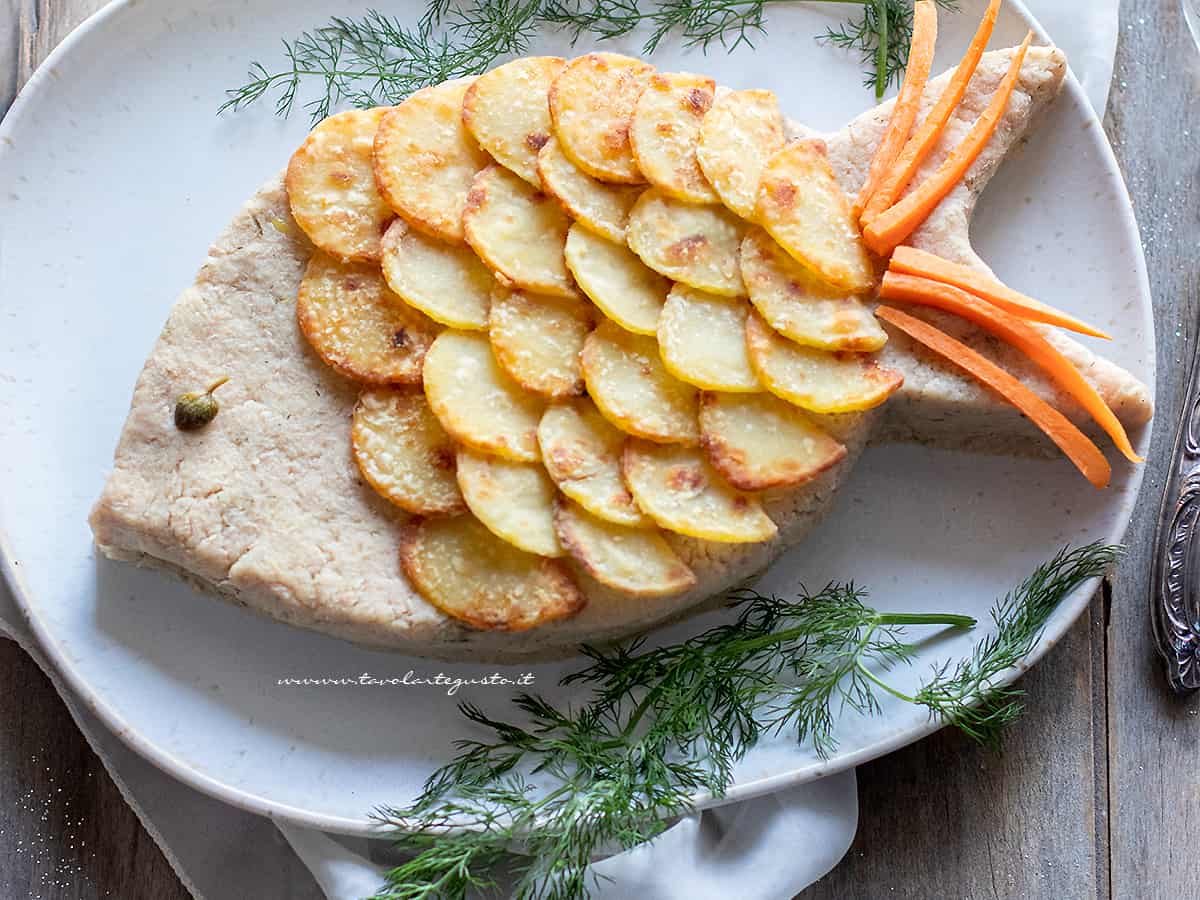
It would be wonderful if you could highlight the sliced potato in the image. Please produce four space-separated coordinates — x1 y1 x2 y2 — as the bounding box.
745 312 903 413
286 107 394 262
373 79 489 243
351 388 464 515
555 499 695 597
657 285 759 392
621 441 777 543
422 330 544 461
580 320 699 445
626 188 746 296
380 219 493 330
296 253 439 384
538 399 652 528
455 450 563 557
400 516 584 631
462 56 564 186
696 89 786 221
698 391 847 491
549 52 655 184
740 228 887 351
489 286 592 400
564 224 669 335
537 139 642 242
463 165 578 298
756 140 875 292
629 72 718 204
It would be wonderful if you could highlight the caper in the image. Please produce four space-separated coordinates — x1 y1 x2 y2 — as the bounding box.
174 376 229 431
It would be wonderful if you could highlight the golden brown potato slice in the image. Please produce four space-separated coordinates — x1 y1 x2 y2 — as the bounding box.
698 391 847 491
462 56 565 186
756 140 875 292
537 399 652 528
400 516 584 630
657 285 759 392
489 286 592 400
555 499 695 597
373 79 489 243
286 107 394 262
422 330 544 461
455 449 563 557
629 72 718 203
621 441 777 543
380 219 493 330
463 165 578 298
537 139 643 242
549 52 655 184
581 320 699 445
696 89 786 221
745 312 902 413
739 228 887 352
626 188 746 296
296 253 439 384
564 224 670 335
351 387 464 515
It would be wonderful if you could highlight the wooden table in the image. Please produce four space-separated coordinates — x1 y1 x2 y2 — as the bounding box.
3 2 1197 897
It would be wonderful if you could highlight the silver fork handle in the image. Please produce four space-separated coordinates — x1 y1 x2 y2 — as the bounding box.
1151 329 1200 693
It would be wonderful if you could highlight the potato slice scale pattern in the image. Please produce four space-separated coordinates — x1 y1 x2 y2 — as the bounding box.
422 330 544 461
745 312 903 414
658 285 760 392
489 286 592 400
538 399 651 528
456 449 564 557
626 188 747 297
373 79 489 244
581 320 700 445
296 253 439 385
555 499 696 597
286 106 394 263
400 516 585 631
281 55 913 626
622 440 778 544
740 227 887 352
699 391 847 492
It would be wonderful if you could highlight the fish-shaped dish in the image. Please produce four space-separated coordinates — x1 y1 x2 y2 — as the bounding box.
89 5 1150 659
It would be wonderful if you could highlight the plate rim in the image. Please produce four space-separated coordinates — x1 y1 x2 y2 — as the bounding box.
0 0 1156 836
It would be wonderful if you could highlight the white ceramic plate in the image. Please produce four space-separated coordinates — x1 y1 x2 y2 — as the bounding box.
0 0 1153 835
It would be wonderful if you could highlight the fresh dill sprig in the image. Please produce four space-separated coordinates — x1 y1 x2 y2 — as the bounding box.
221 1 958 124
821 0 959 97
370 542 1118 900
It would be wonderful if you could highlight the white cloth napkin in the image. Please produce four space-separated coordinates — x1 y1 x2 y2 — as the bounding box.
0 2 1118 897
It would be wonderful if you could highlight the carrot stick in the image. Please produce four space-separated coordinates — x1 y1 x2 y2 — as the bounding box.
864 32 1032 256
860 0 1002 226
853 1 939 218
877 306 1111 488
889 246 1113 340
878 272 1142 462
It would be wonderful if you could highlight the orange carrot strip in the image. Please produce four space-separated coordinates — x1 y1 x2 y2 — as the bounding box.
853 1 939 218
877 306 1111 488
860 0 1002 226
878 272 1142 462
889 247 1113 340
864 32 1032 256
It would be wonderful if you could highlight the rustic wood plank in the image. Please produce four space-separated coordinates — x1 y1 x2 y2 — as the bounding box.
1104 3 1200 898
3 3 191 898
0 637 191 900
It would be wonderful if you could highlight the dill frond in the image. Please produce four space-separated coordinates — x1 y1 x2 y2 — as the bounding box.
369 542 1117 899
222 1 959 124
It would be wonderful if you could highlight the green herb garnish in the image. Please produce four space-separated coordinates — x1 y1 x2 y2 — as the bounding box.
369 542 1117 900
222 1 959 125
